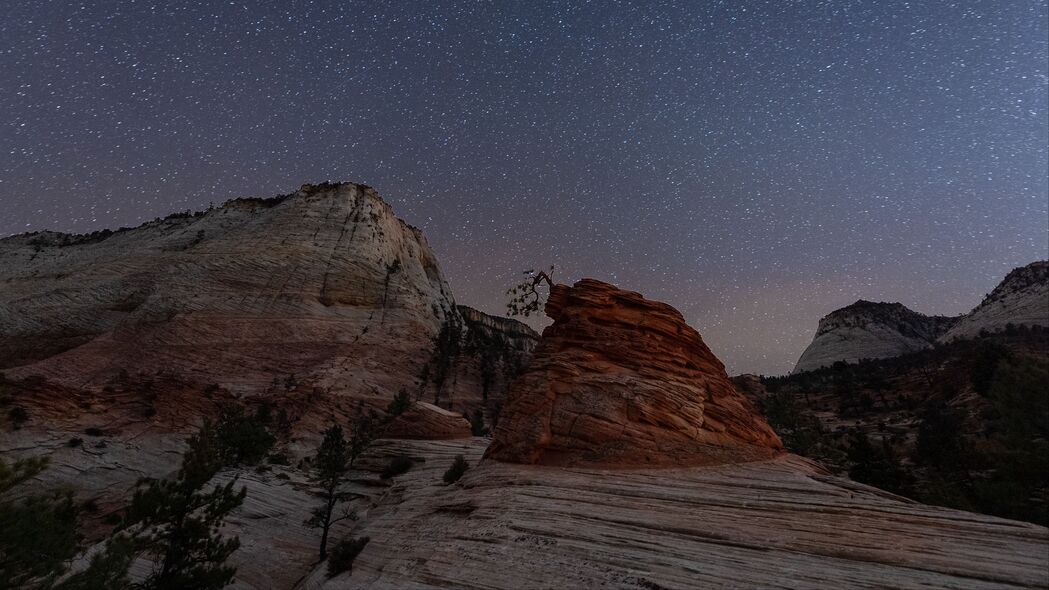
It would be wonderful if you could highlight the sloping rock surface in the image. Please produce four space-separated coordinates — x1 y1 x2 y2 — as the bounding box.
310 439 1049 590
383 402 472 440
0 183 455 400
942 260 1049 341
0 183 535 417
486 279 782 467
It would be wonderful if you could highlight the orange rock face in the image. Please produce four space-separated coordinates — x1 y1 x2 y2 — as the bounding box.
486 279 782 467
383 402 472 440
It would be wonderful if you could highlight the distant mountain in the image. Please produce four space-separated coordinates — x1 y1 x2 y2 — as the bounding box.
792 300 957 373
942 261 1049 342
792 261 1048 373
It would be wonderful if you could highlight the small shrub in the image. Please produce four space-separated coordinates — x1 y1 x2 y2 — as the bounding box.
443 455 469 484
386 389 411 418
275 472 290 481
67 437 83 448
380 456 414 479
8 406 29 428
327 536 370 578
215 405 276 466
84 427 104 437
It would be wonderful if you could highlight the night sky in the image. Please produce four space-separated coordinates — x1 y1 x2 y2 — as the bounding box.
2 1 1047 375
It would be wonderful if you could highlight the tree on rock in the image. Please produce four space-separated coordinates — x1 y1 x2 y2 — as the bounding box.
307 410 376 561
60 421 247 590
506 266 556 317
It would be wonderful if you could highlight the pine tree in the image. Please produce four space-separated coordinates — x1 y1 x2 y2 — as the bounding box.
63 421 247 590
307 411 375 561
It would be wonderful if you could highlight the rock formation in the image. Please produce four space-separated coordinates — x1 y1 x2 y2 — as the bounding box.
941 260 1049 341
792 301 957 373
486 279 782 467
792 261 1048 373
383 402 472 440
0 182 533 416
0 182 535 570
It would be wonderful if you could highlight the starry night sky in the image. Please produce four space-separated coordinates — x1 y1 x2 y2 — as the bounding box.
2 1 1047 375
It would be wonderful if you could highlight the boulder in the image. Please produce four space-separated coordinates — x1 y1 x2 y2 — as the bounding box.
383 402 472 440
486 279 782 467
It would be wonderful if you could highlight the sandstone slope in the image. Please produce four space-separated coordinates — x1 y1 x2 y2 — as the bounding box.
383 401 472 440
486 279 782 467
307 439 1049 590
0 182 536 417
0 183 455 399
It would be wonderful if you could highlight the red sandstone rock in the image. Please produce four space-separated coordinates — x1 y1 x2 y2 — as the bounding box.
486 279 782 467
383 402 472 440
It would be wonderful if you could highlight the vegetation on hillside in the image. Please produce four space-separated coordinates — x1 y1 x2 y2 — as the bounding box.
760 327 1049 526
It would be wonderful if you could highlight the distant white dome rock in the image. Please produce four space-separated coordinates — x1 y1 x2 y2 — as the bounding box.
792 260 1049 374
792 301 957 374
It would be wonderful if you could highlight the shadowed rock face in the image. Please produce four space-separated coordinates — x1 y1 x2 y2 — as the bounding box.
383 401 472 440
486 279 782 467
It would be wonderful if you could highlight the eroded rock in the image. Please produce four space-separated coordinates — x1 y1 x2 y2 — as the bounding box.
383 402 472 440
486 279 782 467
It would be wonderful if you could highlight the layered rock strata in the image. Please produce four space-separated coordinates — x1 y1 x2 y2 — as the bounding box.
486 279 782 467
383 401 472 440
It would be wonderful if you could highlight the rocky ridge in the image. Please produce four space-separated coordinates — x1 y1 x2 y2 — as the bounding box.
793 260 1048 373
486 279 782 467
382 401 472 440
792 300 957 373
942 260 1049 341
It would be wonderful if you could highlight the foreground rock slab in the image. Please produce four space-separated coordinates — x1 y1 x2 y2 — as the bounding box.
487 279 782 467
323 440 1049 590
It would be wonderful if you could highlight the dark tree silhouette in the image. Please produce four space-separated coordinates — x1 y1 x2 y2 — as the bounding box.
506 266 556 317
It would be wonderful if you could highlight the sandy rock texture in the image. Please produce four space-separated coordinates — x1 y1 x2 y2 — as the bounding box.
486 279 782 467
314 439 1049 590
942 260 1049 341
0 183 454 399
382 402 472 440
792 301 957 374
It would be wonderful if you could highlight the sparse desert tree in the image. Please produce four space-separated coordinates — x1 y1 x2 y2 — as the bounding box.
385 388 412 419
506 266 556 317
59 421 247 590
307 410 376 561
124 420 246 589
326 536 370 578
